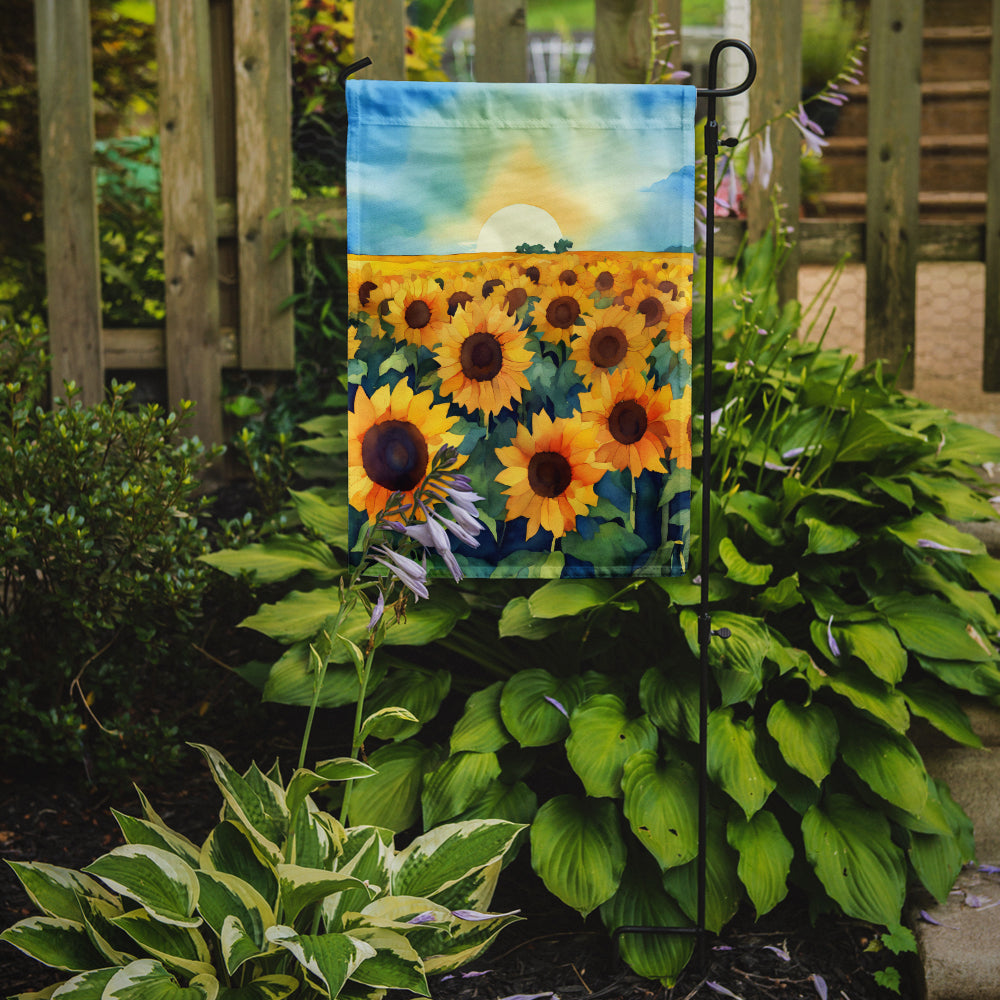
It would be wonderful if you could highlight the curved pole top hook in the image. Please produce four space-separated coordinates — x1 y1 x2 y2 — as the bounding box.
697 39 756 98
338 56 373 90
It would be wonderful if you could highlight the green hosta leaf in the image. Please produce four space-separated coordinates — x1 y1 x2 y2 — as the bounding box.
724 490 784 545
566 695 658 798
811 662 910 732
497 596 564 639
836 621 907 684
499 670 584 747
875 594 995 662
288 488 349 545
199 822 278 910
718 537 772 586
195 871 273 974
0 916 107 971
276 865 374 925
4 862 118 923
363 667 451 740
765 700 838 786
200 535 340 584
599 853 694 987
909 828 966 905
393 820 524 901
421 751 502 828
260 643 384 709
111 908 214 978
103 959 218 999
916 655 1000 697
707 708 776 818
756 573 804 614
453 779 538 827
802 793 906 926
661 811 741 933
967 553 1000 597
346 926 428 994
450 682 511 754
190 746 287 863
681 610 770 706
886 512 985 556
906 472 998 521
265 926 375 998
527 578 620 618
834 410 927 463
910 562 1000 633
112 812 201 868
639 664 699 742
727 811 793 917
83 846 200 928
936 421 1000 465
285 759 376 823
530 795 626 917
803 517 859 556
347 740 442 832
839 718 929 817
360 706 421 742
621 751 698 871
901 680 982 748
216 975 299 1000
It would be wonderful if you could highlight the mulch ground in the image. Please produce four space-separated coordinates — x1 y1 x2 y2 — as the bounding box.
1 738 914 1000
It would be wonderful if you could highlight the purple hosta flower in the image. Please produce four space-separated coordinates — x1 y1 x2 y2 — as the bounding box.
827 616 842 658
979 864 1000 874
917 538 973 555
763 944 791 962
919 909 958 929
441 970 493 982
371 545 429 600
393 508 463 582
496 994 557 1000
706 982 742 999
792 103 829 157
812 974 828 1000
544 695 569 718
407 911 438 925
747 125 774 191
451 908 521 921
715 157 742 216
367 590 385 631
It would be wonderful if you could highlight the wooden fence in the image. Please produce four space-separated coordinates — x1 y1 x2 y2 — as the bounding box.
33 0 1000 445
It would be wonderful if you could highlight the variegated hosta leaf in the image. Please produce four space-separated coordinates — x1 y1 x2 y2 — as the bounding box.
78 894 136 966
499 669 585 747
422 859 501 915
285 760 376 824
621 751 698 871
420 751 502 829
44 966 118 997
322 829 393 931
765 700 838 786
529 795 626 917
110 908 214 979
802 793 906 927
190 745 287 863
391 820 524 901
112 810 202 868
566 695 658 799
200 822 278 910
599 853 694 987
0 916 107 971
345 926 429 995
661 811 742 934
83 846 200 928
287 802 343 870
346 740 442 832
276 864 375 925
706 707 776 819
4 861 118 922
838 717 929 817
102 958 218 999
726 810 793 918
195 871 274 974
450 681 511 754
422 907 523 975
265 925 375 998
214 974 300 1000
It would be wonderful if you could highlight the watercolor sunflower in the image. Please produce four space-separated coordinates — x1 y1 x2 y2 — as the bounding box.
435 299 533 417
578 368 688 477
543 255 594 294
381 277 451 349
495 410 609 539
439 272 482 316
569 304 652 385
349 380 464 521
622 279 683 333
530 282 590 346
585 257 630 301
500 270 538 316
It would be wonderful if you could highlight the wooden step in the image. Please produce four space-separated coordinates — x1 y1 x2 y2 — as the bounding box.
832 80 991 137
813 189 987 222
922 25 993 82
921 0 992 28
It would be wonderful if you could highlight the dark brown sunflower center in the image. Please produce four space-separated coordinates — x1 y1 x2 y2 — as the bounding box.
358 280 378 307
546 296 581 330
528 451 573 499
594 270 615 292
482 278 504 298
558 269 578 285
524 265 541 283
658 279 679 300
590 326 628 368
460 331 504 382
404 300 432 329
504 287 528 313
637 296 664 328
447 290 475 315
361 419 428 492
608 400 648 444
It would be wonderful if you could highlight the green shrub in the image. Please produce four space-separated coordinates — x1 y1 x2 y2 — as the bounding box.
0 317 220 784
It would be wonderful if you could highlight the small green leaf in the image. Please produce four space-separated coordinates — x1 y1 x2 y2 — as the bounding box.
200 536 340 584
765 700 838 786
707 708 776 818
838 718 929 817
727 810 793 917
527 579 620 618
719 536 772 585
803 517 859 555
450 682 511 754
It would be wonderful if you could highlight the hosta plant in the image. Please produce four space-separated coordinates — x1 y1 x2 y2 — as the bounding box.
1 743 523 999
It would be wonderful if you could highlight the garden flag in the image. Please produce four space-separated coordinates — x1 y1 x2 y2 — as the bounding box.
347 80 696 578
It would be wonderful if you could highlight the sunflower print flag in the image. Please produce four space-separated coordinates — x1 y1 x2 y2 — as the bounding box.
347 80 695 578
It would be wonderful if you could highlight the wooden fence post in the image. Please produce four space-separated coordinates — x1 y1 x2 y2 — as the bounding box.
233 0 294 370
474 0 526 83
34 0 104 405
746 0 801 305
983 0 1000 391
157 0 223 445
864 0 922 389
595 0 675 84
354 0 407 80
